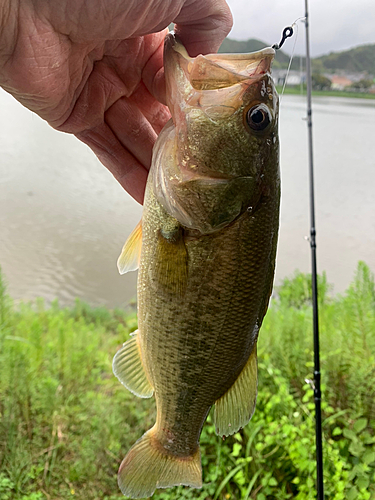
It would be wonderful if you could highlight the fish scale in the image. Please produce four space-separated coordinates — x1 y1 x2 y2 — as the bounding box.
138 179 279 452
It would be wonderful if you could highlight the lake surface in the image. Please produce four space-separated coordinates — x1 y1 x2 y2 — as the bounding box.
1 90 374 308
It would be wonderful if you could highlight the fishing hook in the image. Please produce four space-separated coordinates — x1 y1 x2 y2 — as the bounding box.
272 26 294 50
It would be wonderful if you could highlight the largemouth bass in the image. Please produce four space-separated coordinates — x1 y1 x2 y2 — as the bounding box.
114 32 280 499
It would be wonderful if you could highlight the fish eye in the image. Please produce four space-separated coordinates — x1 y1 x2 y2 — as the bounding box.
246 104 271 131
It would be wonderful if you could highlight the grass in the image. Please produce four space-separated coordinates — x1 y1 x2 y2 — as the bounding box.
0 262 374 499
276 86 375 99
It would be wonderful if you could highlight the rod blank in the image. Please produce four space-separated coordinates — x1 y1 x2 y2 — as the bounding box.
304 1 324 498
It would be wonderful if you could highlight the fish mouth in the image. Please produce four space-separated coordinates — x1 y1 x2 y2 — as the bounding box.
164 33 275 122
164 32 275 92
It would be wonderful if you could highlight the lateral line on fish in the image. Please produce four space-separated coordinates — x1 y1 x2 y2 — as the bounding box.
180 218 245 398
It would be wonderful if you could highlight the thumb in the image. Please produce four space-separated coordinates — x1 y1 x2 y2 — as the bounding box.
173 0 233 57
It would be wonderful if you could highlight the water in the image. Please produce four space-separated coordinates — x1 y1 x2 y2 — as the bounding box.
1 89 374 307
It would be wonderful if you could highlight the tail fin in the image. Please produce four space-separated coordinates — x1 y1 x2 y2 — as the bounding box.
118 428 202 498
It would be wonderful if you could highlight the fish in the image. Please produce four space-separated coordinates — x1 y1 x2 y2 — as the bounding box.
113 32 280 499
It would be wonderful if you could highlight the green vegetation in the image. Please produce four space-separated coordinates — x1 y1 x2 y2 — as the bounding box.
218 38 290 69
316 44 375 74
276 86 375 100
219 37 375 75
350 79 374 91
0 263 374 499
311 74 332 91
219 38 270 55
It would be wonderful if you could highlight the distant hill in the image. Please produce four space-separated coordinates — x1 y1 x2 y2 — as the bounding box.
219 37 269 54
218 37 290 69
219 37 375 74
315 44 375 74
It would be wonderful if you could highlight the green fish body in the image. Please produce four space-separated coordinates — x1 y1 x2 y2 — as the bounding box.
114 33 280 499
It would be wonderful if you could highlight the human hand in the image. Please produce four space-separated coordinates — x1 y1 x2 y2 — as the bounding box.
0 0 232 203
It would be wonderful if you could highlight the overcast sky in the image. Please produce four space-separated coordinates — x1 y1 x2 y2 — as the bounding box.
225 0 375 57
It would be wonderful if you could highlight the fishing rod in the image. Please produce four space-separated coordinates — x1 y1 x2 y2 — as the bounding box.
304 1 324 497
273 5 324 496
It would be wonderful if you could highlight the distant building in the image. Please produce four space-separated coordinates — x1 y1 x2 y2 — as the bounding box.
329 75 353 90
272 69 305 86
286 73 303 85
272 69 375 93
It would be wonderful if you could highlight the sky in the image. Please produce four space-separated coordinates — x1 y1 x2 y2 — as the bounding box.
225 0 375 57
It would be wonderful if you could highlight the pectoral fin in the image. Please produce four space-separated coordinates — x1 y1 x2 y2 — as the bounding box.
214 346 258 437
112 330 153 398
153 220 188 297
117 220 142 274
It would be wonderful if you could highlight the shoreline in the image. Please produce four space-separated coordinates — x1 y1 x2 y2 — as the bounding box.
276 86 375 99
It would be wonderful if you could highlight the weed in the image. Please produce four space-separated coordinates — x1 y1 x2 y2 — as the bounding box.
0 263 374 499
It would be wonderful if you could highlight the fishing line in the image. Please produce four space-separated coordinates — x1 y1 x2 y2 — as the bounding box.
273 17 306 99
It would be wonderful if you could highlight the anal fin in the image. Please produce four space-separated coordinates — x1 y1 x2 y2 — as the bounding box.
214 345 258 437
113 330 153 398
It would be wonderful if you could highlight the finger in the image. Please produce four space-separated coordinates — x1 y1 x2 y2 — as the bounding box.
58 57 127 134
76 123 148 204
141 29 168 105
174 0 233 56
59 34 169 134
129 82 171 134
105 96 158 170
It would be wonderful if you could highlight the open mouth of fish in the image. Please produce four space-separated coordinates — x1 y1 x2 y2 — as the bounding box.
165 33 275 119
166 33 275 91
